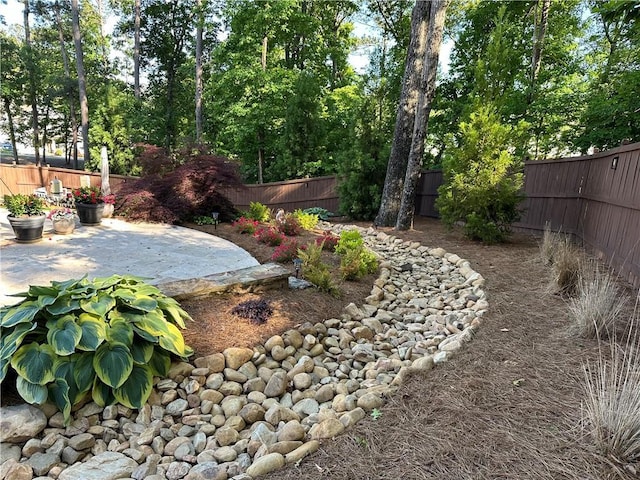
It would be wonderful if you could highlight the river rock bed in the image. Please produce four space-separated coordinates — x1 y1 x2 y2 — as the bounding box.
0 224 487 480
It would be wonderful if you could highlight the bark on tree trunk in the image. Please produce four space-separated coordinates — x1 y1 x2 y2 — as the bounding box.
396 0 449 231
195 0 204 143
23 0 41 166
374 0 431 227
528 0 550 104
257 34 268 184
71 0 91 164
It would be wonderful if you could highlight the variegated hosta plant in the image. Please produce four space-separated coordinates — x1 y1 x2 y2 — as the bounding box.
0 275 193 424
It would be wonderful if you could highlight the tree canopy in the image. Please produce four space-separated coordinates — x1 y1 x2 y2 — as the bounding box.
1 0 638 220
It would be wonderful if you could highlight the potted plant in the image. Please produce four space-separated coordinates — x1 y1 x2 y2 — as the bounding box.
47 208 76 234
71 186 115 225
3 194 47 243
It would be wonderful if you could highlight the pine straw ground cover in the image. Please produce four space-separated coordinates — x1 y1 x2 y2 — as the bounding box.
186 216 639 480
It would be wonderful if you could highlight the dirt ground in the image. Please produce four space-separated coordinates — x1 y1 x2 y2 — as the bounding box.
187 216 639 480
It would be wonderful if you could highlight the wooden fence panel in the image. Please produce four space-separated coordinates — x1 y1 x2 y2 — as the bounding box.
221 176 339 213
0 164 129 197
2 143 639 285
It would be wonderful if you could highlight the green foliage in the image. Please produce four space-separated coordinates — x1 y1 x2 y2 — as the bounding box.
299 243 341 297
192 215 217 225
303 207 333 221
243 202 271 222
293 209 319 231
335 230 378 280
436 104 525 244
3 194 46 217
0 275 193 423
335 230 364 256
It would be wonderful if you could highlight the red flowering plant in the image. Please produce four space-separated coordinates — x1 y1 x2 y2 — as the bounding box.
254 227 285 246
71 186 115 205
271 239 304 263
232 217 259 234
316 231 339 251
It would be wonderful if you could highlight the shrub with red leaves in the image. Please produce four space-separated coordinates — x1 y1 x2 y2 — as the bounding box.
232 217 259 234
254 227 285 246
316 231 339 251
277 213 302 236
114 144 245 224
271 238 303 263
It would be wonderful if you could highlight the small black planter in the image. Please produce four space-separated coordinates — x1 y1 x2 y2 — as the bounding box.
76 203 105 225
7 215 46 243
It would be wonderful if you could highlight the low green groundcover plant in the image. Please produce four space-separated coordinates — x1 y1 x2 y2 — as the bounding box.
0 275 193 423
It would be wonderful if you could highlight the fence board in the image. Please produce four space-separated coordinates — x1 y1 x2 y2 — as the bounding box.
2 142 639 285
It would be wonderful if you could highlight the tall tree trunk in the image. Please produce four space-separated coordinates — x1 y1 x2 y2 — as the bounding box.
257 34 268 184
54 0 79 169
528 0 550 104
134 0 141 99
374 0 430 227
3 97 20 164
396 0 449 231
195 0 204 143
23 0 41 166
71 0 91 164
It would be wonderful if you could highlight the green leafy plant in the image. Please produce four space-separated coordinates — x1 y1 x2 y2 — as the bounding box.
304 207 333 221
335 230 365 256
4 194 46 217
242 201 271 222
298 243 341 297
293 209 319 230
0 275 193 423
436 103 525 243
371 408 383 420
335 230 378 280
192 215 217 225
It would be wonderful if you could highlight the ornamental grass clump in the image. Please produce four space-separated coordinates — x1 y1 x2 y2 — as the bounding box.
0 275 193 424
548 235 583 296
582 300 640 463
568 265 628 338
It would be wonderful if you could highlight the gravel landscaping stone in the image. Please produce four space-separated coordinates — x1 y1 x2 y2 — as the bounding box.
0 223 486 479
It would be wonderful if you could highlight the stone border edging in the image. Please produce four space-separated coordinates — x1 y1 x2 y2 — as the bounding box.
0 223 487 480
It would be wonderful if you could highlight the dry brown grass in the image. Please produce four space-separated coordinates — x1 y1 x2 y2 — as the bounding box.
568 264 629 338
547 235 584 297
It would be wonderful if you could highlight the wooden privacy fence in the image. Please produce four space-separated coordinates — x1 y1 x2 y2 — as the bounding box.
416 142 640 287
2 143 638 285
221 176 339 214
0 164 130 197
